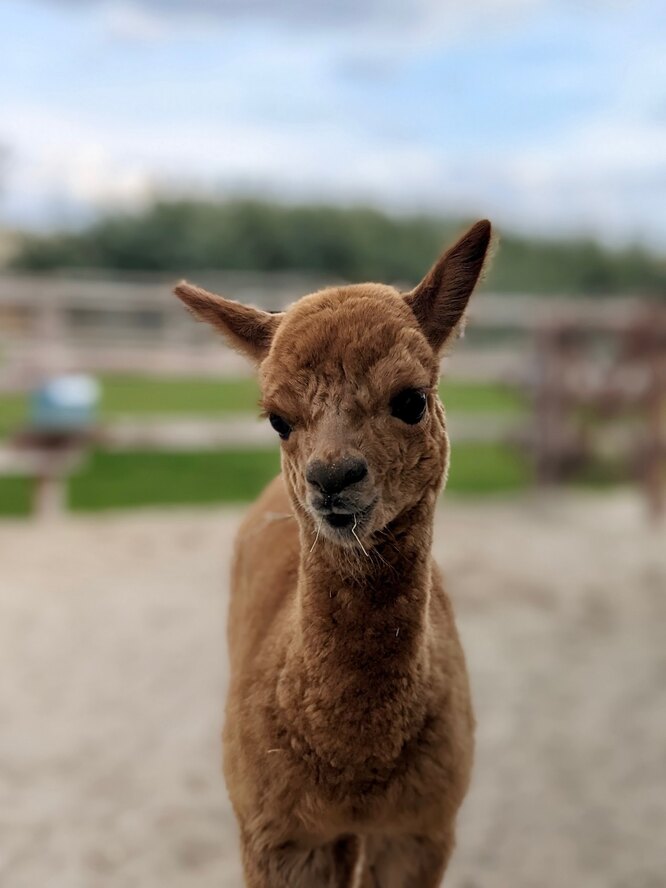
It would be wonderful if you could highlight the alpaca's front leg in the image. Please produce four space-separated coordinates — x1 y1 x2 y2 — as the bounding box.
241 832 360 888
363 833 453 888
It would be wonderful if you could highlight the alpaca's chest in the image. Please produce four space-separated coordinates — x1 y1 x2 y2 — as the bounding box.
224 694 471 864
224 629 473 841
268 707 460 842
275 654 430 773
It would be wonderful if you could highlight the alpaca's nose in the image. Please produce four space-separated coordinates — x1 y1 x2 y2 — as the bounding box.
306 457 368 495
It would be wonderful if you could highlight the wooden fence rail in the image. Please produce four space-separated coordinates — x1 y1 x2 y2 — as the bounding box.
1 273 664 518
531 307 666 519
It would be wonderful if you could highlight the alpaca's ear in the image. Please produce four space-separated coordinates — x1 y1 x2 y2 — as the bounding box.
404 220 492 352
174 281 282 363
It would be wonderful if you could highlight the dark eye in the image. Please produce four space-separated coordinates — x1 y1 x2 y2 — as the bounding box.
269 413 292 440
390 388 427 424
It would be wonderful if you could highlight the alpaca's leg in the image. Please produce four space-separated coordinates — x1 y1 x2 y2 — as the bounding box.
363 834 453 888
240 833 360 888
356 862 379 888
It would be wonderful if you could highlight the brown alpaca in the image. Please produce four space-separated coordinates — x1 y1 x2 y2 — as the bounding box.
175 220 492 887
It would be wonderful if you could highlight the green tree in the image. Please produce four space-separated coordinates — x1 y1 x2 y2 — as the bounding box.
10 198 666 296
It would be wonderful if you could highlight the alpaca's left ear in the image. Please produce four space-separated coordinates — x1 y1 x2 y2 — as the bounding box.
404 219 492 352
174 281 282 363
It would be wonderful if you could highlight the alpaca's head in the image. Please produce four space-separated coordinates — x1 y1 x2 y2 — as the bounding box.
175 220 492 546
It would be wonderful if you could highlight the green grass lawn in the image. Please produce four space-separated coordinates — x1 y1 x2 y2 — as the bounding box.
68 448 282 511
0 476 32 517
2 443 627 518
65 442 529 514
99 374 262 416
0 392 27 438
0 375 262 437
101 376 527 417
439 380 527 415
0 375 533 516
0 375 527 435
447 442 533 493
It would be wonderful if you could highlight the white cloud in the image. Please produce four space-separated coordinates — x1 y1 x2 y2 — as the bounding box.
101 2 167 41
2 0 663 245
0 100 442 217
494 116 666 246
3 94 665 247
47 0 546 32
1 106 157 225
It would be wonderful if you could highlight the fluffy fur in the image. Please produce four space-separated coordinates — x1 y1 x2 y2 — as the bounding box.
174 220 492 887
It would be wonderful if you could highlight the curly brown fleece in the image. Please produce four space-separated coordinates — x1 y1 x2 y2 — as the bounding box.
174 220 492 887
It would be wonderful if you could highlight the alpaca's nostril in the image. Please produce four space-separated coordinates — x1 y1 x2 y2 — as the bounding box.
306 457 368 495
341 458 368 487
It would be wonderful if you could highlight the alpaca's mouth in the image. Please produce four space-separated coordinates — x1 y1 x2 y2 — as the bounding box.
323 512 355 529
313 498 378 543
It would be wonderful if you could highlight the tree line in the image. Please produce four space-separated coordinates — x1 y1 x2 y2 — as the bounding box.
9 198 666 295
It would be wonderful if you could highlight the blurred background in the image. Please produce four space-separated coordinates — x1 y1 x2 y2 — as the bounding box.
0 1 664 886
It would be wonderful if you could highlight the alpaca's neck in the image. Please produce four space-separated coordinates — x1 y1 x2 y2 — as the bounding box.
277 493 438 775
298 497 435 663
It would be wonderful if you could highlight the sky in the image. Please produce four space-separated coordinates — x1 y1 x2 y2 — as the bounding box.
1 0 665 247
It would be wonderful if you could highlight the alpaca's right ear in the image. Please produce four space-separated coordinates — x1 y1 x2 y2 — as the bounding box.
174 281 282 363
404 220 492 353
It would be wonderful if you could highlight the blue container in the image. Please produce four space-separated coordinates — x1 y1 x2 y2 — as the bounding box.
30 375 100 432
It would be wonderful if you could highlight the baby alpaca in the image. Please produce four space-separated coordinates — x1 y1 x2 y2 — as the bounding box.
175 220 492 887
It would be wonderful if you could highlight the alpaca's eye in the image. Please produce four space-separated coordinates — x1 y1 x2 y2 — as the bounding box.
269 413 292 440
390 389 427 424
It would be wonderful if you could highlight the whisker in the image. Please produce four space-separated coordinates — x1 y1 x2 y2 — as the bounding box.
309 520 322 554
374 525 402 557
352 514 369 557
372 547 392 571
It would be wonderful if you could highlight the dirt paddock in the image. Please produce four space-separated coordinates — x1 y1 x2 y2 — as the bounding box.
1 492 665 887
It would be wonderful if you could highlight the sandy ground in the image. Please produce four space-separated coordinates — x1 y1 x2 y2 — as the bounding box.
1 492 665 888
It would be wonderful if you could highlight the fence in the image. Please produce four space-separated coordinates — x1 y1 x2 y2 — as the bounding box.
532 307 666 519
0 273 664 518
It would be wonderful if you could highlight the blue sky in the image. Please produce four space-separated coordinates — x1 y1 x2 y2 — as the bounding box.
1 0 664 247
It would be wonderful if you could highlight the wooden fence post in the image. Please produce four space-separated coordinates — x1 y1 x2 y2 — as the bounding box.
643 308 666 521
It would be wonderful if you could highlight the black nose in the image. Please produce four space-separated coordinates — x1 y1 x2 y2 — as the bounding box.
306 457 368 495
